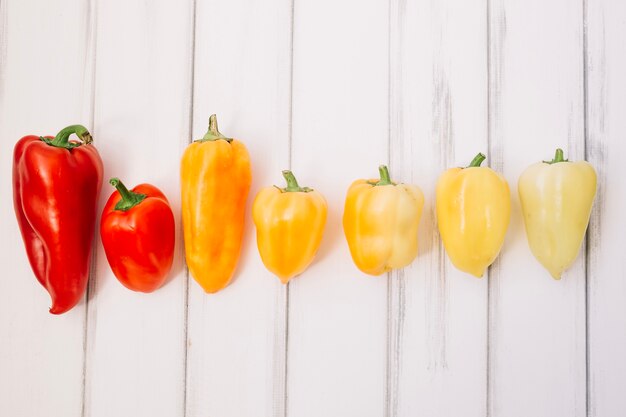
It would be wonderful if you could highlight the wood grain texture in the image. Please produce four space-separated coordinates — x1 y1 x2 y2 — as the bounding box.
0 1 94 416
82 1 193 416
288 1 389 416
487 1 587 416
184 0 293 416
388 0 488 415
586 0 626 416
2 1 626 416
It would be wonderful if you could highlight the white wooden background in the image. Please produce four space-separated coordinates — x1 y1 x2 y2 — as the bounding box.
0 0 624 416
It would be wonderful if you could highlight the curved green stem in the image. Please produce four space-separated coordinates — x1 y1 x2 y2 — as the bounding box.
197 114 233 143
544 148 569 164
43 125 92 149
467 153 486 168
280 170 312 193
110 178 147 211
372 165 394 186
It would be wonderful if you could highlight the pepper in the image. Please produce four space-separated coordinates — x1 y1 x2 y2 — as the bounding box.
436 153 511 277
518 148 597 279
252 170 327 283
343 165 424 276
181 114 251 293
12 125 103 314
100 178 175 292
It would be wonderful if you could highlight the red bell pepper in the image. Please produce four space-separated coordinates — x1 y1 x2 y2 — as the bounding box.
100 178 175 293
13 125 103 314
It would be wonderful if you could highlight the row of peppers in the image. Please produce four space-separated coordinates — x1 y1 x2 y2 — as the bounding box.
12 117 597 315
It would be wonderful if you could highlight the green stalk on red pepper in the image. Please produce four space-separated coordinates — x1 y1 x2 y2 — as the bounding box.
13 125 103 314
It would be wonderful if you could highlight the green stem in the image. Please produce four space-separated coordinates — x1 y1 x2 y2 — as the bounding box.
544 148 569 164
43 125 92 149
197 114 233 143
280 170 312 193
372 165 394 186
110 178 147 211
467 153 486 168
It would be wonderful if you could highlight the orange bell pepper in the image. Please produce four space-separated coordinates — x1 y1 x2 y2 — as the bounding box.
252 170 327 283
181 114 251 293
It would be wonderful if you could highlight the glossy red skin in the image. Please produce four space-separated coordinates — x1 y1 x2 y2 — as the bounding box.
100 184 175 293
13 135 103 314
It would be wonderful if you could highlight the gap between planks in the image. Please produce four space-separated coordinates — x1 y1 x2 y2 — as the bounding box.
81 0 99 414
181 0 198 416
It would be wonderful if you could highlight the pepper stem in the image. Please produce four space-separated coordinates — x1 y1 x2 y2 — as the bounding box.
467 153 486 168
110 178 147 211
544 148 569 164
281 170 312 193
373 165 394 186
198 114 233 143
44 125 92 149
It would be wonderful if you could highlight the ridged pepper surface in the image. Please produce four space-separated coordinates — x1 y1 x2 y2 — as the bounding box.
13 125 103 314
518 148 596 279
253 170 327 283
101 178 175 292
343 165 424 276
436 153 510 278
181 115 251 293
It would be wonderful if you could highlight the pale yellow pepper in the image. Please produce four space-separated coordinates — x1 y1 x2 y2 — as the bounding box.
436 153 511 277
518 148 597 279
343 165 424 276
253 170 327 283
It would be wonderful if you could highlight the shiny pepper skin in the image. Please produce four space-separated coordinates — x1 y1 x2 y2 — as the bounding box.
253 170 327 283
181 114 251 293
13 125 103 314
343 165 424 275
436 153 511 277
518 148 597 279
100 178 175 292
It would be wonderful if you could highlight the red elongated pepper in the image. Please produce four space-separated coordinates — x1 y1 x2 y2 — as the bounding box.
13 125 103 314
100 178 175 292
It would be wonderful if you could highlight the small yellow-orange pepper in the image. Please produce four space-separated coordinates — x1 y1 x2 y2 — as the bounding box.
252 170 327 283
343 165 425 275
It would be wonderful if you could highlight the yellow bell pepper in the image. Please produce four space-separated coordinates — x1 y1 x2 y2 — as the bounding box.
436 153 511 277
181 114 251 293
252 170 327 283
343 165 424 276
518 148 597 279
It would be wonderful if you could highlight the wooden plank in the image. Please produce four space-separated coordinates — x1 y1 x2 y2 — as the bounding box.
82 1 193 416
587 0 626 416
184 0 293 416
0 0 94 416
487 1 587 416
387 0 489 415
287 1 388 416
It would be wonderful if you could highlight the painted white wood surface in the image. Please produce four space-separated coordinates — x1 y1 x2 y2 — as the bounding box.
487 1 587 416
185 0 292 416
289 1 389 416
0 1 94 416
587 0 626 416
388 0 489 416
0 1 625 417
83 1 193 416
